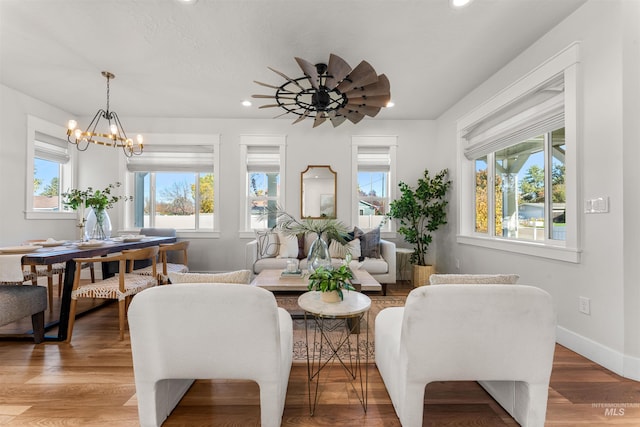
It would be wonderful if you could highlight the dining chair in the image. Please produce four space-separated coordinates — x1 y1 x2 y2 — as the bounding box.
134 241 189 284
66 246 160 342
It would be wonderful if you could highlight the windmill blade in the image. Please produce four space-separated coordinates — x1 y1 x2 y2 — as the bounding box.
259 103 296 109
345 104 381 117
252 94 297 100
350 74 390 97
336 61 378 93
313 114 327 128
330 115 347 127
338 108 365 124
325 54 352 89
329 112 347 127
254 80 280 90
294 57 320 90
344 94 391 108
292 109 311 124
268 66 305 90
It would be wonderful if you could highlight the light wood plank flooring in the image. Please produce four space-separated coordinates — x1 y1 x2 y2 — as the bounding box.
0 281 639 426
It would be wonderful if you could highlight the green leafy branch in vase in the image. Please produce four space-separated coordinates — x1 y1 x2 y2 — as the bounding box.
62 182 132 211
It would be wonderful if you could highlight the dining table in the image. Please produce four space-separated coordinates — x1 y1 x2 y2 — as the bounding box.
18 235 176 342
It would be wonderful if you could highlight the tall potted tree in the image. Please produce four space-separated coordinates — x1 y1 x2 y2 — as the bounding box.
387 168 452 287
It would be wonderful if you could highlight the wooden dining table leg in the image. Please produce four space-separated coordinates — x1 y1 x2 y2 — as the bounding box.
56 259 76 341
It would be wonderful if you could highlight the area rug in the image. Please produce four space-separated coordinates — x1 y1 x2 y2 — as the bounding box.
275 294 406 363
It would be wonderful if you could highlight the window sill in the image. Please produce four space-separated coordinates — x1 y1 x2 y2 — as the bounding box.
457 234 581 263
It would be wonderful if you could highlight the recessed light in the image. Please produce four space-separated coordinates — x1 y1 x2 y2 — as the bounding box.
177 0 198 4
242 100 252 107
451 0 473 8
386 101 395 108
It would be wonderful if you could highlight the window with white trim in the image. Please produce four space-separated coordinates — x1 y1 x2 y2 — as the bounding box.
26 116 75 219
457 43 579 262
240 135 286 233
125 135 219 232
351 136 397 233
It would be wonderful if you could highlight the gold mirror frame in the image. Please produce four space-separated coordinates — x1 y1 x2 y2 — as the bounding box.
301 165 337 219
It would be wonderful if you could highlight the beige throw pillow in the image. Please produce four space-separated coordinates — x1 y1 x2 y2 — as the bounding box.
328 239 361 259
276 232 300 258
168 270 252 285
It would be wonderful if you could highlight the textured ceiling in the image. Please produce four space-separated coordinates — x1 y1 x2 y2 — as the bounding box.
0 0 585 122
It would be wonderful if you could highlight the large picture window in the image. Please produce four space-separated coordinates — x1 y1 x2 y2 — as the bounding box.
125 135 219 234
457 43 579 262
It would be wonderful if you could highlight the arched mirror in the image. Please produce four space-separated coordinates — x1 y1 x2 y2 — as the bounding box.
301 165 337 219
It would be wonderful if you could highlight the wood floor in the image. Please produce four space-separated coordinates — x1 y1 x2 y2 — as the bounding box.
1 281 639 426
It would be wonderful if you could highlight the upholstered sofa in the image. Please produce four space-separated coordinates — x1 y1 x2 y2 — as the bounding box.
245 229 396 285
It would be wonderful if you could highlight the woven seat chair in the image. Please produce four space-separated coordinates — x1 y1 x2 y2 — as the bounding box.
135 241 189 284
66 246 160 342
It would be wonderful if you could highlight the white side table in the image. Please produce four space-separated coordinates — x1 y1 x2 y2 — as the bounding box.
297 290 371 415
396 247 413 283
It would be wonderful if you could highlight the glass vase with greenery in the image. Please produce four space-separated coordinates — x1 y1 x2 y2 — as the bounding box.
62 182 131 240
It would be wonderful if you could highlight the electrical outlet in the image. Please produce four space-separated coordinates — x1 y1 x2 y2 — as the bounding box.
579 296 591 315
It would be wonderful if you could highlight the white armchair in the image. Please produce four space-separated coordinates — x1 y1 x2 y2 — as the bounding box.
375 284 556 427
128 283 293 427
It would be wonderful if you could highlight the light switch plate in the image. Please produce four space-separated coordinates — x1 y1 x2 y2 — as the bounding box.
584 197 609 213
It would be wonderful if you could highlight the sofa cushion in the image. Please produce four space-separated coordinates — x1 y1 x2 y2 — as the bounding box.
254 257 291 273
168 270 252 284
429 274 520 285
276 232 299 258
255 229 279 259
356 257 388 275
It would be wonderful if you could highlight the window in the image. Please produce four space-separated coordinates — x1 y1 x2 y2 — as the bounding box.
457 43 579 262
239 135 286 235
26 116 75 219
352 136 397 233
475 128 565 242
125 134 219 234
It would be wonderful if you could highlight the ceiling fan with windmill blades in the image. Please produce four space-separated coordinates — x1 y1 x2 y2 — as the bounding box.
252 53 391 128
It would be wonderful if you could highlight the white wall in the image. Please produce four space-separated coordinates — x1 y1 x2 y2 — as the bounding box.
435 0 640 380
0 86 437 274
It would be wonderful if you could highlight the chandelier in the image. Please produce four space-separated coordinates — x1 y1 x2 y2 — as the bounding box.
67 71 143 157
252 53 391 128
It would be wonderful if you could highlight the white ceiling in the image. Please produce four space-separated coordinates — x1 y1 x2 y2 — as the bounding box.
0 0 586 123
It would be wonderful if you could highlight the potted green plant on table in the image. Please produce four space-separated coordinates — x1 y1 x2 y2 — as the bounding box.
308 264 355 302
62 182 131 240
387 168 452 287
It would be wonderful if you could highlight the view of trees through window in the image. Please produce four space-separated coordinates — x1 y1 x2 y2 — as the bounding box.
33 158 61 211
357 171 389 229
137 172 214 230
474 128 566 241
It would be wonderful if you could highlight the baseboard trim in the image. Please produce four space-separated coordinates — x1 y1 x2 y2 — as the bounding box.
556 326 640 381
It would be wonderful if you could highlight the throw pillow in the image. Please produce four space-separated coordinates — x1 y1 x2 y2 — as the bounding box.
255 229 279 259
167 270 252 285
328 239 362 259
358 227 381 259
297 234 306 259
276 232 300 258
